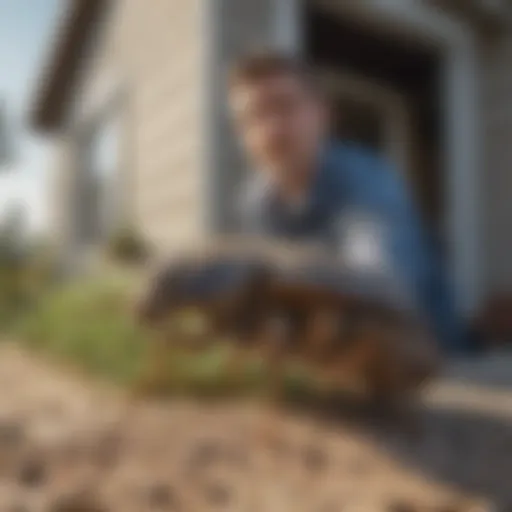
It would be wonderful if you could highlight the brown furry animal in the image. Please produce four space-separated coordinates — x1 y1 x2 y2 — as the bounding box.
136 238 439 404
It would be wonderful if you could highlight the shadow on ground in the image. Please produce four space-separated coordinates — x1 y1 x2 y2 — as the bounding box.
284 375 512 509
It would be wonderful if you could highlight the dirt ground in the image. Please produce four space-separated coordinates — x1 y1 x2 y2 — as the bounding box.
0 344 511 512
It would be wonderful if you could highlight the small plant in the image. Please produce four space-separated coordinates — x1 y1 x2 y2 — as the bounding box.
0 207 57 332
15 276 147 384
106 226 149 265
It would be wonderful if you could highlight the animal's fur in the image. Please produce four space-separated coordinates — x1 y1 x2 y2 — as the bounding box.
136 238 439 402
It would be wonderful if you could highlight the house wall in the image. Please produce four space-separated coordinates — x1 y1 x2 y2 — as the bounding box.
51 0 205 258
48 0 298 262
480 33 512 297
47 135 81 268
46 0 511 309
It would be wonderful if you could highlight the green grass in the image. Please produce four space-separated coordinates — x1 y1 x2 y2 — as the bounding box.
11 274 318 399
14 276 146 385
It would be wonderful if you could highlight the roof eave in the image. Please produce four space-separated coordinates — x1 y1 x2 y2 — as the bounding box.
30 0 108 133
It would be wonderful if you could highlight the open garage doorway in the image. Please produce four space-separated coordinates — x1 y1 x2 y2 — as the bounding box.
305 2 444 246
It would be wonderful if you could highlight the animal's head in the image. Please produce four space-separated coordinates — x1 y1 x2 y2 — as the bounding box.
135 262 185 326
135 255 273 328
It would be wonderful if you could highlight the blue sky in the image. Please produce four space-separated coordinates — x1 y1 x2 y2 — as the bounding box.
0 0 62 233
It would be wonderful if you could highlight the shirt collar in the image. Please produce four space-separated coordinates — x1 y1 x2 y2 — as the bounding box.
264 139 334 215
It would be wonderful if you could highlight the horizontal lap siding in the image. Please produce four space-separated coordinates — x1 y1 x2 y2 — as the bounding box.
49 0 205 260
50 0 287 259
122 0 204 251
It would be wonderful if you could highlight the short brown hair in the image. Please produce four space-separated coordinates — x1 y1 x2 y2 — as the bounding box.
228 49 318 92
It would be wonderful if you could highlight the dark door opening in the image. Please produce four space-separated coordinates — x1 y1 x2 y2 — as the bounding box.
332 95 385 150
305 2 444 240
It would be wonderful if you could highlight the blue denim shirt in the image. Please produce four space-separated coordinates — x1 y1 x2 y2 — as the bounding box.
239 141 465 352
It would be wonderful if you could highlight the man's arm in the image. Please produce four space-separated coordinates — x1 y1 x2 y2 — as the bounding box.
389 201 466 352
335 152 466 353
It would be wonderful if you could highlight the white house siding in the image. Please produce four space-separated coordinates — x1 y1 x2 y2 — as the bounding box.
54 0 205 257
123 0 204 252
47 135 82 268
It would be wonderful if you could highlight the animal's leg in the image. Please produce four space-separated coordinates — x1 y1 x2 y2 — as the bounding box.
365 324 436 437
365 354 424 438
134 326 177 396
334 321 381 392
302 307 340 363
256 313 292 450
262 314 292 401
222 342 247 392
218 299 270 392
174 307 214 352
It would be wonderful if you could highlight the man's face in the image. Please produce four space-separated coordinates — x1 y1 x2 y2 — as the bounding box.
230 73 327 179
